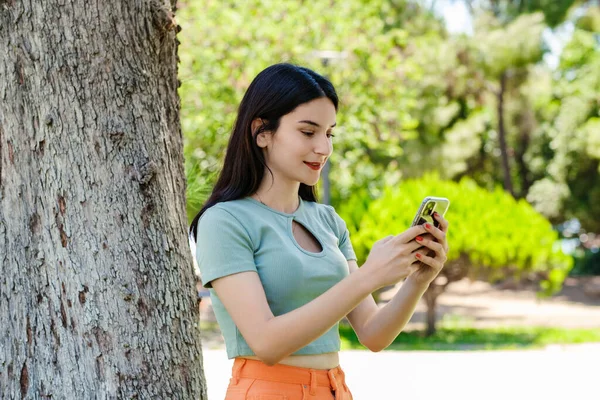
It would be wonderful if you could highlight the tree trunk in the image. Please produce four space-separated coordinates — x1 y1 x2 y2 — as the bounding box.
515 114 533 199
421 258 469 336
423 287 439 337
497 70 514 196
0 1 207 398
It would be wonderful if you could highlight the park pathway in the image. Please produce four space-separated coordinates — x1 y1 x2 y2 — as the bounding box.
202 344 598 400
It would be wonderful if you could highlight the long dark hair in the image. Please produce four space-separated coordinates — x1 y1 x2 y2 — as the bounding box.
189 63 339 242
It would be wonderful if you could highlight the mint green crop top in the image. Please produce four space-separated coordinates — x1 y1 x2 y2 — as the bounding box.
195 196 357 359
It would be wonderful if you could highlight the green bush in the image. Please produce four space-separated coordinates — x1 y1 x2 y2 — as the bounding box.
338 175 573 294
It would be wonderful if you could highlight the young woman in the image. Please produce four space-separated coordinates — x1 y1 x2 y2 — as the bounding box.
190 63 449 400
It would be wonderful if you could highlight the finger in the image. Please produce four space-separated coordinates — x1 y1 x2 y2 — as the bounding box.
432 214 450 253
380 235 395 244
433 212 449 233
423 222 446 244
415 235 444 254
414 252 444 271
416 247 436 259
403 238 428 254
407 234 436 255
413 245 432 259
415 233 435 242
395 225 428 244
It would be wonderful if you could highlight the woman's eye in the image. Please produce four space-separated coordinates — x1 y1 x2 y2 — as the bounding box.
301 130 334 139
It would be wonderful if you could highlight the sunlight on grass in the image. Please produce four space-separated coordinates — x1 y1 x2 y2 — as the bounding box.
201 319 600 352
339 322 600 351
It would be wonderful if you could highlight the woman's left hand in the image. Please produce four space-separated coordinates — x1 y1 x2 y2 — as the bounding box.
408 212 449 286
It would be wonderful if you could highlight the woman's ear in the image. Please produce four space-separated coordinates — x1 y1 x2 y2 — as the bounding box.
252 118 270 148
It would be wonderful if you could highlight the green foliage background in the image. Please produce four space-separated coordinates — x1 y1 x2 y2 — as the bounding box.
178 0 600 279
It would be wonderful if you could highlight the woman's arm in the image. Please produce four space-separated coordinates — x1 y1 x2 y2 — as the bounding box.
212 266 378 366
350 274 429 352
347 214 449 351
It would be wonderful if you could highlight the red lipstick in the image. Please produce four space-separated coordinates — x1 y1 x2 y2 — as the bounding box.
304 162 322 171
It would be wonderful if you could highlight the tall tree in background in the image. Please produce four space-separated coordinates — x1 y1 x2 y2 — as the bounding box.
0 1 206 398
470 12 546 197
526 5 600 231
460 0 590 198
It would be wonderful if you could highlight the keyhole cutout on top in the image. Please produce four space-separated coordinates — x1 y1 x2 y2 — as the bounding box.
292 220 323 253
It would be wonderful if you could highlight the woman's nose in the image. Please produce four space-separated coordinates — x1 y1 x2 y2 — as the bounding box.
315 135 332 155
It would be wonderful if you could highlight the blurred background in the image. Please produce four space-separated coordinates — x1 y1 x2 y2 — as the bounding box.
179 0 600 351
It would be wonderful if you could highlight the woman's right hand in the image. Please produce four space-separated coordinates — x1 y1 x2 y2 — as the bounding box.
362 225 428 290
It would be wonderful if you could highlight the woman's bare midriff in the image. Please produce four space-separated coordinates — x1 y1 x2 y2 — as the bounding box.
240 352 339 370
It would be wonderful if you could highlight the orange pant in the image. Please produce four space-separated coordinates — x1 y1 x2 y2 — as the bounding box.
224 358 353 400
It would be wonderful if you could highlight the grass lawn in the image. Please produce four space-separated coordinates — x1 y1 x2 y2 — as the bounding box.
200 320 600 351
338 322 600 351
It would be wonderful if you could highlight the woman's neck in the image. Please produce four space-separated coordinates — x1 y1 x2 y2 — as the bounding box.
253 181 301 214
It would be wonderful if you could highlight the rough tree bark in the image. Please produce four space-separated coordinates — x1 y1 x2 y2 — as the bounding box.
0 1 207 398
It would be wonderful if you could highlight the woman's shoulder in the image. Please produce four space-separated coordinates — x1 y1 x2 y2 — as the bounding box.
302 201 344 229
302 199 339 215
196 199 257 243
201 198 253 222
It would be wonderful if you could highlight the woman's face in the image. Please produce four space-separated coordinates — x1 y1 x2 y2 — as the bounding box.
258 97 337 187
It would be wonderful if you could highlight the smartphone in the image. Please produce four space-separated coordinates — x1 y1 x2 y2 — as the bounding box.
410 196 450 228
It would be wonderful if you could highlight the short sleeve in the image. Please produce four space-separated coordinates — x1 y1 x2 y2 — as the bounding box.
326 206 357 261
195 206 257 288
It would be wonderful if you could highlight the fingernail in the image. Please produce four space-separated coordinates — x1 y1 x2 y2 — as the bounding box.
433 212 439 217
416 236 423 241
425 223 432 229
415 253 422 259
